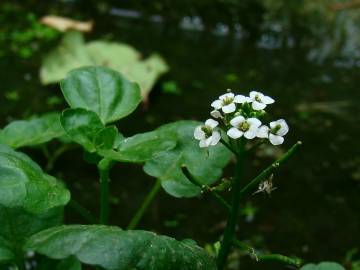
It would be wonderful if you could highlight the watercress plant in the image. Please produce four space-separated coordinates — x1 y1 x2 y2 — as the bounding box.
0 65 345 269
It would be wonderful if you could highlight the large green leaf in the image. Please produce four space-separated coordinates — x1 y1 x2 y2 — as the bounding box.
0 206 63 264
98 129 176 163
0 145 70 213
0 113 65 149
41 32 169 100
143 121 231 197
25 225 217 270
300 262 345 270
60 66 141 124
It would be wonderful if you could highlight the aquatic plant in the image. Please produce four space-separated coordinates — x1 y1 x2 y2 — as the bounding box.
0 66 344 269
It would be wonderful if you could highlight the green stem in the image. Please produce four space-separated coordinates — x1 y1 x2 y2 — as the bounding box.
257 254 303 267
217 139 245 269
181 166 231 211
69 199 98 224
232 239 302 267
127 179 162 230
238 141 302 200
98 158 112 225
220 138 240 157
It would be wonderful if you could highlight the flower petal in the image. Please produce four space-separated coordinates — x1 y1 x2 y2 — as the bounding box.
199 137 213 148
249 91 259 99
205 119 218 129
210 131 221 145
269 134 284 145
222 103 236 114
210 110 222 119
257 125 269 138
252 101 266 110
211 99 222 109
194 126 206 140
219 92 234 100
247 118 262 127
227 127 243 139
277 119 289 136
230 115 245 127
262 95 275 104
244 127 258 139
249 91 263 100
234 95 250 104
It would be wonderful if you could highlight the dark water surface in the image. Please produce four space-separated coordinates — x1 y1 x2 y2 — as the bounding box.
1 19 360 269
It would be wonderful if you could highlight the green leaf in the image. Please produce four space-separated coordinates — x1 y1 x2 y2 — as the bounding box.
94 126 118 150
0 206 63 264
41 32 169 101
0 113 65 149
143 121 231 197
0 145 70 213
25 225 217 270
60 66 141 124
98 129 176 163
300 262 345 270
61 108 106 152
55 257 82 270
0 243 14 263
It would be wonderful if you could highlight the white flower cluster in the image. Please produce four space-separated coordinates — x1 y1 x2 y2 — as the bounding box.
194 90 289 147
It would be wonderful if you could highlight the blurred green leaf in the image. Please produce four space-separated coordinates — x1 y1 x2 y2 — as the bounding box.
25 225 217 270
300 262 345 270
41 32 168 100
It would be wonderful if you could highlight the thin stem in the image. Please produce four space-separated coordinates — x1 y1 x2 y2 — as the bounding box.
69 199 98 224
98 158 112 225
257 254 303 267
238 141 302 200
45 144 77 171
182 166 231 211
220 138 240 157
127 179 162 230
217 139 245 269
232 239 303 267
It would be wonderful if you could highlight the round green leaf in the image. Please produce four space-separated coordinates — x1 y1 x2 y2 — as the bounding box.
143 121 231 197
98 129 176 163
60 66 141 124
25 225 216 270
300 262 345 270
0 113 65 149
0 145 70 214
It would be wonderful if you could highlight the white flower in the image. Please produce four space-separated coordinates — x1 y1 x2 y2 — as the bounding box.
234 94 252 104
227 116 261 139
257 119 289 145
211 92 237 114
210 110 223 119
249 91 274 111
194 119 221 148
